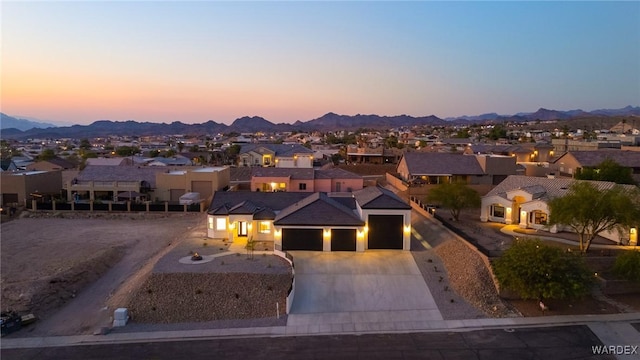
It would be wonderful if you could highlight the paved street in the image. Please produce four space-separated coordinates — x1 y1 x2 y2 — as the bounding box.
1 325 617 360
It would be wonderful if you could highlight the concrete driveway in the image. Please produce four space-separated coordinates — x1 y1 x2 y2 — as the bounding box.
287 251 442 330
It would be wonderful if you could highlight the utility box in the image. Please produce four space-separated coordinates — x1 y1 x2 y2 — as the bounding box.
113 308 129 327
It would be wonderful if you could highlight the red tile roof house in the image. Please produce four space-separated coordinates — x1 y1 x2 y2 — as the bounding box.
480 175 638 245
207 186 412 252
250 167 364 193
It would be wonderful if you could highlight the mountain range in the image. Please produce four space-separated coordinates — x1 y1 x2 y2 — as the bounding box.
1 106 638 140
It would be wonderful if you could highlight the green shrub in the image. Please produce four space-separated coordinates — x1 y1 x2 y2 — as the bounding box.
493 238 593 300
613 251 640 283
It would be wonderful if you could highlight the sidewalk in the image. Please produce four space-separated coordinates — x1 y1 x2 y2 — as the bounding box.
2 312 639 349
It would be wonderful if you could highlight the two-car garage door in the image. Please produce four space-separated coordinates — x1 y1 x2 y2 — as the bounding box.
282 228 357 251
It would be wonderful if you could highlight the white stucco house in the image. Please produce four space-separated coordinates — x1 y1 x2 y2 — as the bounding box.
481 175 638 245
207 186 412 252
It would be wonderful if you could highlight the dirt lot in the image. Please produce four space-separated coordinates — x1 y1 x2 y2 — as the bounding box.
1 212 202 336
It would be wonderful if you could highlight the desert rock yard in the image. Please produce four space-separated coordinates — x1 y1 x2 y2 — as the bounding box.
0 212 202 335
126 236 292 324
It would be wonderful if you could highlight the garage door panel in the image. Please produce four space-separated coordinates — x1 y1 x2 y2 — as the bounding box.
331 229 356 251
368 215 403 249
283 229 323 251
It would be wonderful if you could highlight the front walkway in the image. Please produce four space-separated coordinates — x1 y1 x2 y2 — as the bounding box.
500 225 640 251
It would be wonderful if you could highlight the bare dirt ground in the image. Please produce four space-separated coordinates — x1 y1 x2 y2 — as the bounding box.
1 212 202 336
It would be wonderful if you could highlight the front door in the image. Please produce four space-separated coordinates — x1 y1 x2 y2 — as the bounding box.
238 221 248 237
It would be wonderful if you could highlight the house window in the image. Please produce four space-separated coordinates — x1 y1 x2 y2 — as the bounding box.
491 205 505 218
208 217 214 230
216 218 226 230
263 155 271 166
299 183 307 190
532 211 547 225
259 221 271 234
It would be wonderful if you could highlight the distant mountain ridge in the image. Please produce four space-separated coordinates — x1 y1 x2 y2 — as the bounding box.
1 106 638 139
0 113 59 131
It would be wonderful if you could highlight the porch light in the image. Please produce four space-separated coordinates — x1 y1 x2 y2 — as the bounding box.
631 228 637 234
274 229 281 236
270 182 276 190
248 223 252 230
520 211 527 220
364 226 369 233
357 230 365 238
506 207 512 215
229 222 236 229
404 225 411 233
323 229 331 237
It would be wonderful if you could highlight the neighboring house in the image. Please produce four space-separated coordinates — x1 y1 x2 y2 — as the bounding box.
552 150 640 182
346 145 383 164
67 165 165 202
397 152 517 186
0 159 18 172
551 139 621 152
480 175 638 245
1 170 63 206
155 166 230 203
26 157 76 171
86 157 134 166
250 167 363 193
465 142 555 163
207 186 412 252
147 155 193 166
237 144 314 168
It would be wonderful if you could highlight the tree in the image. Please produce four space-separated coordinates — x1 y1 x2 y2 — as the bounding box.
548 182 640 253
575 159 636 185
613 251 640 283
177 142 185 153
488 125 507 140
79 138 92 150
115 146 138 157
426 182 481 221
37 148 56 161
189 145 200 152
455 129 470 138
493 239 593 301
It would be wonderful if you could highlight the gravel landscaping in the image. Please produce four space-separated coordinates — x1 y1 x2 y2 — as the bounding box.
411 209 519 319
126 233 293 324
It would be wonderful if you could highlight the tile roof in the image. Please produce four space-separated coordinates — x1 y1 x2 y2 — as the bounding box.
557 150 640 168
251 167 314 180
485 175 635 202
86 158 131 166
401 152 485 175
38 157 76 169
274 192 364 226
229 200 259 214
229 167 252 182
240 144 313 157
77 165 166 187
353 186 411 209
207 192 310 215
314 168 362 179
